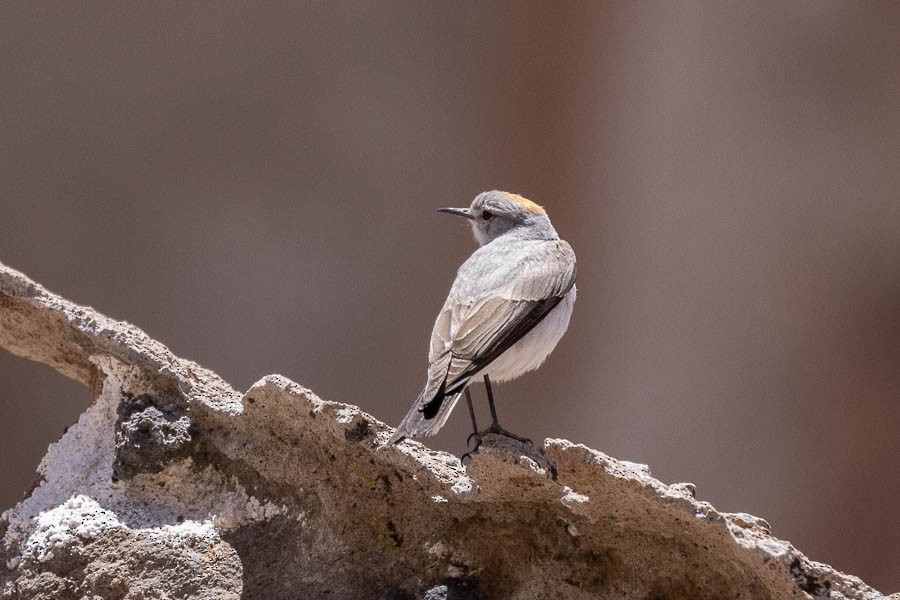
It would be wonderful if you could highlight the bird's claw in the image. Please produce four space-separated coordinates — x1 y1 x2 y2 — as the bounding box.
462 431 483 464
461 438 483 464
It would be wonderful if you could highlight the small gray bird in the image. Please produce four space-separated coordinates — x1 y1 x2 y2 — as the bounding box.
390 190 576 451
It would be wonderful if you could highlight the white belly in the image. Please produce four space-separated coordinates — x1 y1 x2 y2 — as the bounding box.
481 285 576 383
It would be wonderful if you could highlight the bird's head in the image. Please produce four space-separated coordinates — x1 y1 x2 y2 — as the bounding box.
438 190 558 245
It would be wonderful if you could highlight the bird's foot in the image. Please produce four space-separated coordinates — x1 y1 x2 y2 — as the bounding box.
484 423 532 445
461 424 532 463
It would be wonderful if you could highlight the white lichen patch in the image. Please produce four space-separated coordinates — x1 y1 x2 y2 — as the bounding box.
431 495 448 503
516 455 547 476
141 519 218 549
424 584 449 600
23 495 124 562
759 538 792 559
335 407 359 424
619 460 651 476
560 486 589 505
451 479 474 494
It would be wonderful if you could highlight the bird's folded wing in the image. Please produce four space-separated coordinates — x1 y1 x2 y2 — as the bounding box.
429 240 576 398
390 240 576 441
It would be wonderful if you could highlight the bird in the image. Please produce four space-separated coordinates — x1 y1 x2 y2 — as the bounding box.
389 190 576 454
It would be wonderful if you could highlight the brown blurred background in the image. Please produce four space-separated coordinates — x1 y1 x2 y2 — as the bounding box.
1 2 897 592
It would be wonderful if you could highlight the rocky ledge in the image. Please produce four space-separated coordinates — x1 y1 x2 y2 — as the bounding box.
0 261 893 600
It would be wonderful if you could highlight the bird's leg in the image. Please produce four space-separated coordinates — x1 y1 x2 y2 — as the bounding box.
465 387 480 446
461 388 484 463
461 375 532 463
481 374 531 445
485 374 500 428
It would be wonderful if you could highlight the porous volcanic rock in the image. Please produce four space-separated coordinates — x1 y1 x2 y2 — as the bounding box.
0 261 891 599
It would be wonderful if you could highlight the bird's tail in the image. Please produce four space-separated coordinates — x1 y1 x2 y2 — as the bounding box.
388 388 463 444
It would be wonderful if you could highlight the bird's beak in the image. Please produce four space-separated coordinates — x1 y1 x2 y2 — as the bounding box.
437 207 474 220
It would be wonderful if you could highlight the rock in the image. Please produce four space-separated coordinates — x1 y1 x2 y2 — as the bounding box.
0 260 892 600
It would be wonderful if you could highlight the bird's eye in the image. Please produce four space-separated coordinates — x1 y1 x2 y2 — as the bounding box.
481 210 494 220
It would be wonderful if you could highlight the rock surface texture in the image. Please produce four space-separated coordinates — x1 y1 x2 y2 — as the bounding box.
0 260 893 600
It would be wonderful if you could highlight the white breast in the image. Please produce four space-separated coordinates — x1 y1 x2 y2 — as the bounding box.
480 285 576 383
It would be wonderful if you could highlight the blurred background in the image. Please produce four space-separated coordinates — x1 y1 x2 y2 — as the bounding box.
1 2 897 592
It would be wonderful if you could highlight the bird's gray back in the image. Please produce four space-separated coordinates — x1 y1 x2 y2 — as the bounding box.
450 238 576 302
